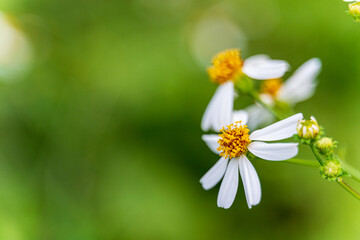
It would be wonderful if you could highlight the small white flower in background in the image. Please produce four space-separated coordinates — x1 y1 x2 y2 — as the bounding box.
0 11 32 79
201 49 289 132
200 112 303 209
246 58 321 130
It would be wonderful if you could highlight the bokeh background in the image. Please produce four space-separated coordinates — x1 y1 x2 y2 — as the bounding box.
0 0 359 239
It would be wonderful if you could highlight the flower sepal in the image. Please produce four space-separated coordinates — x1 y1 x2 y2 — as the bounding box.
296 116 322 142
246 151 256 161
293 131 323 145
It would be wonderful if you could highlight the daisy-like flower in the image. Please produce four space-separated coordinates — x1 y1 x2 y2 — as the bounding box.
201 112 303 209
201 49 289 132
246 58 321 130
344 0 360 21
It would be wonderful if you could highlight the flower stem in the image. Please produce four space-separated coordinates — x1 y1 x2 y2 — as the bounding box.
308 144 360 200
244 85 360 199
338 179 360 201
310 144 324 166
282 158 319 167
255 157 319 168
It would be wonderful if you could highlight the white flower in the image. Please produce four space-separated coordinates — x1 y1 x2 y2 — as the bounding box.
343 0 360 2
201 49 289 132
200 112 303 209
246 58 321 130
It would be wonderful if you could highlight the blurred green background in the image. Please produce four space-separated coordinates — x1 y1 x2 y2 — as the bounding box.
0 0 359 239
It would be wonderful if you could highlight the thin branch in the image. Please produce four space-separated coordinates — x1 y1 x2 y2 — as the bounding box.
338 179 360 201
310 144 324 166
282 158 319 167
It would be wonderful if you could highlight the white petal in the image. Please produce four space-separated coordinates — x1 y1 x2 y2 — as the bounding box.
278 58 321 104
200 157 228 190
202 134 220 154
232 110 248 124
245 104 274 130
249 113 303 141
238 155 261 209
343 0 354 2
217 158 239 209
218 83 233 130
242 55 290 80
248 142 299 161
201 82 234 132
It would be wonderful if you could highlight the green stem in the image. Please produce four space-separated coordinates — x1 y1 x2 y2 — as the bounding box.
308 146 360 199
279 157 360 200
310 144 324 166
254 157 319 168
244 83 360 200
282 158 319 167
338 179 360 201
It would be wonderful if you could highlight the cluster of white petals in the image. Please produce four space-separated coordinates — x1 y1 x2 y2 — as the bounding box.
201 55 290 132
199 49 323 209
246 58 322 129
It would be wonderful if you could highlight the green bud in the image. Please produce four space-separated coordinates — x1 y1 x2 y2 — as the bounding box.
320 160 342 181
349 3 360 22
296 116 319 140
315 137 334 155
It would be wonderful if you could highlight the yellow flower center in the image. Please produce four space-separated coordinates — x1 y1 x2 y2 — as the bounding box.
260 78 282 97
217 121 251 159
207 49 243 84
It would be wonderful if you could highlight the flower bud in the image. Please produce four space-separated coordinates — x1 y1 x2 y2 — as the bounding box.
315 137 334 155
349 3 360 22
320 160 342 181
296 116 319 140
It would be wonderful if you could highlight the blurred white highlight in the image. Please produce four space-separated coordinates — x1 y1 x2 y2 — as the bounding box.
0 12 32 80
188 4 247 67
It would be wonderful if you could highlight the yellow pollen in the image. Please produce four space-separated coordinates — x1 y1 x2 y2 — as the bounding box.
207 49 243 84
217 121 251 159
260 78 282 97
